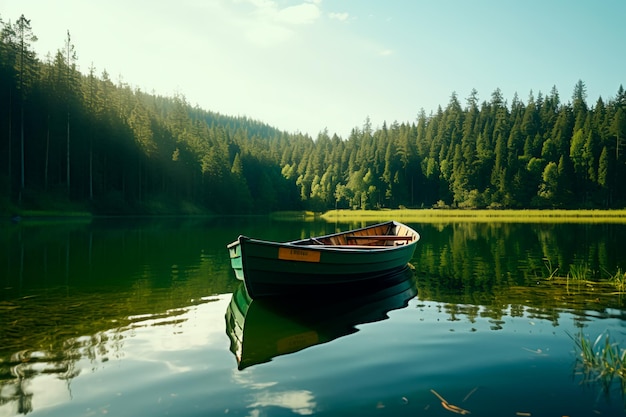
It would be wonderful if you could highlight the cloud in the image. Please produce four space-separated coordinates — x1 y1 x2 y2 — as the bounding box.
276 3 321 25
238 0 321 46
329 12 349 21
244 0 320 25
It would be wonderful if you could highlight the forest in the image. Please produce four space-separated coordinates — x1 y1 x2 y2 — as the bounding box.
2 14 626 215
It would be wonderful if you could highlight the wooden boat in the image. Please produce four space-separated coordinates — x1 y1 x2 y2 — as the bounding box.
227 220 420 298
225 266 417 369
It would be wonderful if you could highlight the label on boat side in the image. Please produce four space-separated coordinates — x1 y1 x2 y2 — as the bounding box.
278 247 321 262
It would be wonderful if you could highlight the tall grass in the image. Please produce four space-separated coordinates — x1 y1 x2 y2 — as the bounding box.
609 268 626 292
544 259 626 293
568 263 592 282
321 208 626 223
570 331 626 394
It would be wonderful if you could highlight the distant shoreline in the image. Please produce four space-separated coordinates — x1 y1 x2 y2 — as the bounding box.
7 209 626 224
320 209 626 223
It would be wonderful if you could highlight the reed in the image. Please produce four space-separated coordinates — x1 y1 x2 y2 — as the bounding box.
570 331 626 392
609 268 626 292
568 263 591 282
541 259 626 296
543 258 559 279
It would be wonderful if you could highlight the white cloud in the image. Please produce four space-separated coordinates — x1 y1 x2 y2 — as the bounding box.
277 3 320 25
237 0 321 46
329 12 349 21
244 0 320 25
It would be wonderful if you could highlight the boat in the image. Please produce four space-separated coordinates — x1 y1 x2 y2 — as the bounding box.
225 266 417 369
227 221 420 298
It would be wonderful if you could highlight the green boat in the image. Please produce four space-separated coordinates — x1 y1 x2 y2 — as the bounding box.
225 266 417 369
227 221 420 298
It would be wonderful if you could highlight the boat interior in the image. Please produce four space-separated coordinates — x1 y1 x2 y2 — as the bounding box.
293 222 417 247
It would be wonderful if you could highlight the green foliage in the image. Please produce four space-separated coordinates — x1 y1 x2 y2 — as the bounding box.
1 16 626 214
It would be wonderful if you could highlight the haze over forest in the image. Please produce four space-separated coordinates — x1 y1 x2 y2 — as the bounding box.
2 14 626 215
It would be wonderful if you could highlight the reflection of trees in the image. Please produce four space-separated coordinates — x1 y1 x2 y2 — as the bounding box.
0 217 239 298
413 222 626 327
0 293 213 415
415 222 626 288
1 375 33 415
417 275 626 329
2 348 78 415
1 221 228 416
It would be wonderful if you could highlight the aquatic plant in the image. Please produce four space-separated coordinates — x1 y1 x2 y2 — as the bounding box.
543 258 559 279
608 268 626 292
570 331 626 394
568 263 591 282
544 259 626 293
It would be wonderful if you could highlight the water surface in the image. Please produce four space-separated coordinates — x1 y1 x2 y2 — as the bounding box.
2 217 626 416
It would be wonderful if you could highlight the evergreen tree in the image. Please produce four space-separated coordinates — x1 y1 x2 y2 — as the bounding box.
13 15 38 200
63 30 77 195
3 16 626 213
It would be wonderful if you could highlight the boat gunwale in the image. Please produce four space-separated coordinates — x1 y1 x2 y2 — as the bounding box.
239 238 417 252
227 221 419 251
289 220 408 245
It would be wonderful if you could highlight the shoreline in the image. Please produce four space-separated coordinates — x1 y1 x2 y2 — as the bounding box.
320 209 626 223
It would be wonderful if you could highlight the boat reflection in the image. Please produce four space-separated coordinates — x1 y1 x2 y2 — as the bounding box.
225 266 417 370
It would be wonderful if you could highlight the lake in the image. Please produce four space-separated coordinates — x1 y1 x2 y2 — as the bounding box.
2 216 626 416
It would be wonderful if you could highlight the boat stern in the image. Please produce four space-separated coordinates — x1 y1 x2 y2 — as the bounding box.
227 237 245 281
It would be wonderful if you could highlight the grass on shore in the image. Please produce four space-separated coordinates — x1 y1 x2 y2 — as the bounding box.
321 209 626 223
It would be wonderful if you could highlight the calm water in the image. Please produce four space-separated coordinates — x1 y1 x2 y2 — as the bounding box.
2 217 626 416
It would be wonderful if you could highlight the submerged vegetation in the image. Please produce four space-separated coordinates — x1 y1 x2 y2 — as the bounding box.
545 259 626 294
610 268 626 292
542 257 626 294
571 331 626 395
1 14 626 215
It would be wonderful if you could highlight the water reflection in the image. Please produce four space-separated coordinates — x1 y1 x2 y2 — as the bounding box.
1 218 626 416
248 389 317 416
412 221 626 288
0 296 223 415
415 274 626 330
225 267 417 369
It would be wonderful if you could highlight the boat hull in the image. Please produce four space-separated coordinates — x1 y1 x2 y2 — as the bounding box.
227 221 420 298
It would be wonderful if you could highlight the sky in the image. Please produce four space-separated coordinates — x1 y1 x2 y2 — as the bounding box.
2 0 626 138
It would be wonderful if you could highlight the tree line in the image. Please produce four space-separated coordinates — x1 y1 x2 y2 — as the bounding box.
1 14 625 215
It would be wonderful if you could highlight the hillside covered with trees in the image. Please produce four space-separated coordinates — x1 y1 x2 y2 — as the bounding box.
2 14 626 215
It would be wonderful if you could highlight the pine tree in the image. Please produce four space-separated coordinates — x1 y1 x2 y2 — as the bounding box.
13 15 38 201
63 30 77 195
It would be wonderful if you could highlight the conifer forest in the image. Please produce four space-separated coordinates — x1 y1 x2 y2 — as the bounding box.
2 14 626 215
